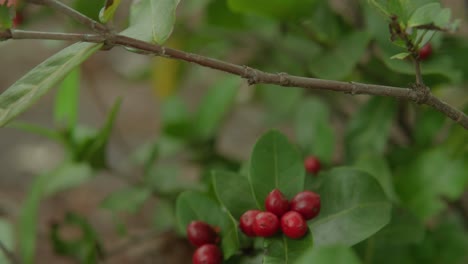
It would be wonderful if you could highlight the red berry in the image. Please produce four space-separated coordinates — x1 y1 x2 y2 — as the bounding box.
192 244 222 264
418 43 432 61
290 191 321 220
265 189 290 217
239 210 261 237
187 221 220 247
253 212 280 237
281 211 308 239
304 156 321 175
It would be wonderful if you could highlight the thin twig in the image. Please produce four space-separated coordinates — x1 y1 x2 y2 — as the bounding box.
10 30 105 42
0 240 21 264
0 29 467 129
27 0 108 32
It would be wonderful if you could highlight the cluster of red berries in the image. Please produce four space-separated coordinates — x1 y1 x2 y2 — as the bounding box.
186 221 222 264
239 189 321 239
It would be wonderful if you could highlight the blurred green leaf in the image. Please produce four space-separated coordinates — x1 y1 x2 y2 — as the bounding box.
407 3 442 27
51 212 102 263
54 67 80 129
153 199 176 233
310 167 391 246
227 0 318 20
249 130 305 208
73 0 105 21
99 0 121 23
297 245 362 264
161 95 192 139
206 0 245 29
263 232 314 263
309 31 371 80
414 108 445 147
345 97 396 160
121 0 180 44
259 85 303 121
295 98 335 164
212 170 257 219
354 154 399 203
390 52 411 60
19 162 93 264
394 148 468 220
0 42 102 127
0 218 14 264
0 5 12 30
302 1 347 45
7 121 62 142
101 186 151 213
193 76 239 140
145 164 199 194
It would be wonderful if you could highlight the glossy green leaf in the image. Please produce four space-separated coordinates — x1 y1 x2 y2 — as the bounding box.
176 191 239 259
193 76 240 140
249 130 305 208
212 170 257 219
101 186 151 213
227 0 318 20
19 162 93 264
345 97 396 160
310 167 391 246
309 31 371 80
54 67 80 129
0 218 14 264
297 245 362 264
121 0 180 44
263 232 314 263
295 98 335 164
0 42 102 127
354 154 399 203
99 0 121 23
394 148 468 220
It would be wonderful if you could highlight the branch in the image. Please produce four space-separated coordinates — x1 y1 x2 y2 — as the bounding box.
0 29 467 129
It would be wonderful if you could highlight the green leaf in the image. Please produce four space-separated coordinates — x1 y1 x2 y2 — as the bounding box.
263 232 314 263
19 162 93 264
211 170 257 219
0 5 12 30
0 42 102 127
394 148 468 220
390 52 411 60
73 0 105 21
295 98 335 164
354 154 399 203
145 164 199 194
161 95 192 139
101 186 151 213
345 97 396 160
227 0 318 20
297 245 362 264
309 31 371 80
153 199 176 233
259 85 304 121
310 167 391 246
99 0 121 23
193 76 240 140
407 3 442 28
249 130 305 208
413 108 445 146
121 0 180 44
54 67 80 129
76 98 121 169
176 191 239 259
0 218 14 264
7 121 62 142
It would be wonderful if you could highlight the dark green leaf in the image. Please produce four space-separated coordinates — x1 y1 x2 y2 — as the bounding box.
310 167 391 246
0 43 102 127
414 108 446 146
345 97 396 160
259 85 304 121
193 76 239 140
121 0 180 44
73 0 105 21
295 98 335 164
309 31 371 80
54 68 80 129
0 5 12 30
101 186 151 213
249 130 305 208
227 0 318 20
263 232 314 263
297 245 362 264
211 170 257 219
99 0 121 23
394 148 468 220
